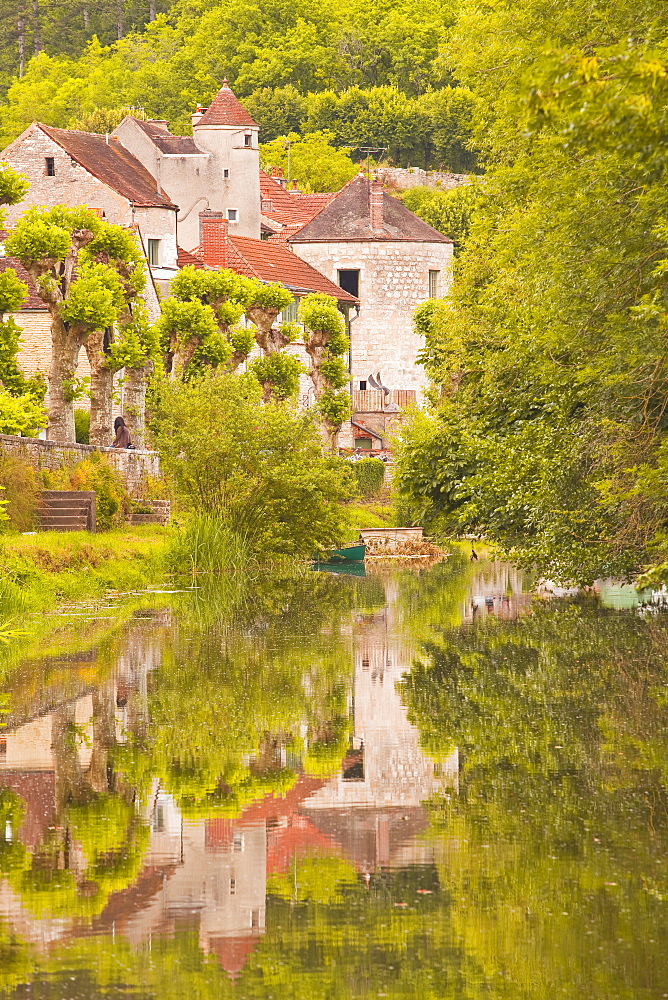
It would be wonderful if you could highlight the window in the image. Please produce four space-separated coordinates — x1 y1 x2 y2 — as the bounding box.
233 833 245 852
223 167 230 179
244 133 252 147
429 269 440 297
359 380 367 391
45 157 55 176
337 269 359 298
282 298 299 323
147 239 160 266
229 878 236 895
227 208 238 223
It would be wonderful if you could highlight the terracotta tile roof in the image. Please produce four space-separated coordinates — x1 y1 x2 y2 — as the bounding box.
0 241 47 310
129 118 202 155
197 80 258 129
259 171 334 229
224 234 358 303
177 245 204 268
39 124 176 209
289 172 453 244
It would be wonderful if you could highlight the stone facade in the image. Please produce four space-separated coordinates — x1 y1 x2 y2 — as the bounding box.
376 166 470 191
293 239 452 402
0 434 160 497
1 124 176 302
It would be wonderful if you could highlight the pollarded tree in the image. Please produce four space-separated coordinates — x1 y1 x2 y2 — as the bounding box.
248 350 305 402
299 292 351 450
0 163 47 436
245 283 294 353
160 266 256 375
5 206 148 444
108 303 160 450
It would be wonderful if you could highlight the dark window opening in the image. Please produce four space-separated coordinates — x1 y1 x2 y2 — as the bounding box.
45 157 55 176
244 134 252 147
147 239 160 267
223 167 230 179
337 269 359 298
359 380 367 391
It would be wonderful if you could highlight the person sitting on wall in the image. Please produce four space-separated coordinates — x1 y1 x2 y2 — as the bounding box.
111 416 133 449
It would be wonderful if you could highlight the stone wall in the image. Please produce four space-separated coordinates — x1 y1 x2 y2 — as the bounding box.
0 434 160 497
376 167 470 191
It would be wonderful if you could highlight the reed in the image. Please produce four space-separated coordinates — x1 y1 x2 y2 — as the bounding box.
166 514 254 579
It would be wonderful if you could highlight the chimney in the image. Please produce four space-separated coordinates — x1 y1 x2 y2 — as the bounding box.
370 180 384 233
191 104 206 128
199 210 229 267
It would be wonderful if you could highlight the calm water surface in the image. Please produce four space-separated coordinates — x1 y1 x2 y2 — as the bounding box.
1 552 667 998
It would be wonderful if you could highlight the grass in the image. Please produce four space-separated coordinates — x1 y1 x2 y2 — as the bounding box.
342 502 396 541
0 525 170 614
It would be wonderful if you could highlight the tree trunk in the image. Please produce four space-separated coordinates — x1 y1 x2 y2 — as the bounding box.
32 0 42 55
86 328 114 447
172 338 201 377
125 365 148 448
117 0 123 38
17 12 26 77
48 316 80 444
83 4 89 28
149 0 156 19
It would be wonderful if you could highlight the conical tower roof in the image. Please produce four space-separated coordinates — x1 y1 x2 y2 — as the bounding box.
196 79 258 128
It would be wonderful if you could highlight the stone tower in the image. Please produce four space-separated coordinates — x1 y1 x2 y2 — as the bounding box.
190 80 261 242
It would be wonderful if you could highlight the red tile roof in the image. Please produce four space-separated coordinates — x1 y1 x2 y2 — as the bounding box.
259 171 334 229
129 118 202 155
185 232 358 303
0 242 47 310
197 81 258 129
39 124 176 209
177 245 203 269
289 172 453 244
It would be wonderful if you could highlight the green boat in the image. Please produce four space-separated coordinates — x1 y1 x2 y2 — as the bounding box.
324 543 366 563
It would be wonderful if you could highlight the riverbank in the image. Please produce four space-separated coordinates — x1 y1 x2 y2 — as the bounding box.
0 525 171 616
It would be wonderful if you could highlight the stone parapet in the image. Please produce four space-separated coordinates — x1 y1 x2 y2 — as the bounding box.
0 434 160 497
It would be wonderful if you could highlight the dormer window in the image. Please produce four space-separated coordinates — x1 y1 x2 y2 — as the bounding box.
244 133 252 148
45 157 55 176
226 208 238 223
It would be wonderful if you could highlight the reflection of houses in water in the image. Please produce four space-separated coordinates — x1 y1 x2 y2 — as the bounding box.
464 561 532 623
0 575 460 979
300 576 458 872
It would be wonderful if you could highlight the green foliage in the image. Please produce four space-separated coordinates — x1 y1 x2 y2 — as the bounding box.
351 456 385 499
261 131 357 192
74 409 90 444
401 183 478 252
44 454 130 530
0 389 47 436
149 370 355 556
166 512 253 577
0 163 29 218
395 0 668 584
0 454 40 532
249 351 305 400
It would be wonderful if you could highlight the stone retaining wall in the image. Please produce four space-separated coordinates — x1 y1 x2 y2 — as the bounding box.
0 434 160 497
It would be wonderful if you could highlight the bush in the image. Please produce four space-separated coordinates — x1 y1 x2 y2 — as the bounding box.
74 409 90 444
0 453 41 532
351 456 386 499
149 370 356 557
43 454 130 531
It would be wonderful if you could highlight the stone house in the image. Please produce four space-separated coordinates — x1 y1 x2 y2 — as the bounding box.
288 173 453 447
0 123 177 298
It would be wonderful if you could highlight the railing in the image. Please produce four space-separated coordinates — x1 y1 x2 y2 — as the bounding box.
352 389 417 412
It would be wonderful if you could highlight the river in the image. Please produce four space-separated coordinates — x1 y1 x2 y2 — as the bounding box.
0 550 667 998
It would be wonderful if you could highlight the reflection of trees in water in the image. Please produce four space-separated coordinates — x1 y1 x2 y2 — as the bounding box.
401 599 668 997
